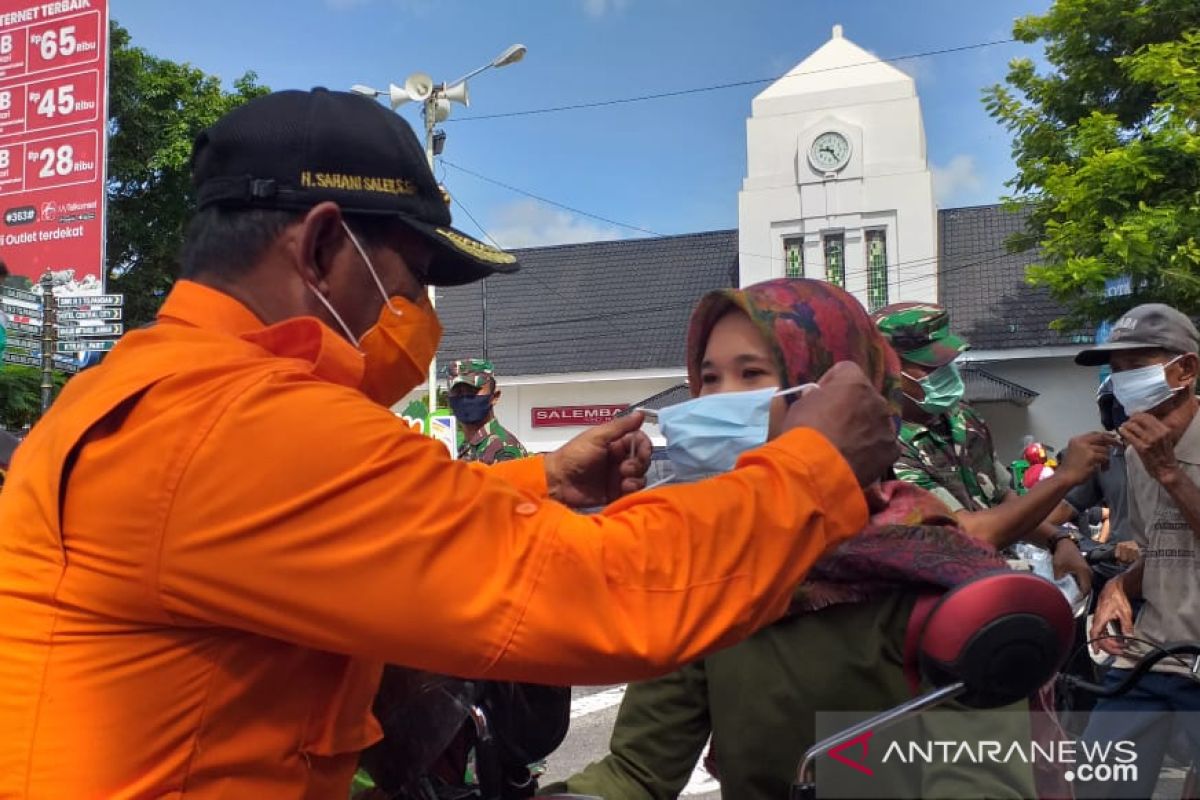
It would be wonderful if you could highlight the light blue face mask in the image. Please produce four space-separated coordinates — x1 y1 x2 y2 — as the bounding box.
1110 355 1184 415
642 385 812 485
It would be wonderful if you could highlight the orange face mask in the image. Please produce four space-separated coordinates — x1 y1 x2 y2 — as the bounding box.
309 222 443 407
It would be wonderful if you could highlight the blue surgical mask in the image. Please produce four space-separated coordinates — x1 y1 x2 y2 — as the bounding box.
904 362 965 416
1110 356 1183 415
650 385 813 483
448 394 493 425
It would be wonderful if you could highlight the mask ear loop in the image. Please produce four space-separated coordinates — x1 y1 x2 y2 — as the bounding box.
341 220 404 317
307 284 361 348
775 383 818 405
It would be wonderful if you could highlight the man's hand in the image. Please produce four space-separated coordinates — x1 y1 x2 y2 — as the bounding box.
1052 539 1092 597
782 362 899 487
1115 540 1141 565
1056 432 1118 486
1120 413 1181 485
1090 576 1135 657
544 412 652 508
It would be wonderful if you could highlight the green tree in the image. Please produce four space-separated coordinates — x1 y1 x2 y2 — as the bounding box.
985 0 1200 328
0 366 67 430
106 22 268 326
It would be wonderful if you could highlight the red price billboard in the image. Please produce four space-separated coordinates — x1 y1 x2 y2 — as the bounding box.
0 0 106 290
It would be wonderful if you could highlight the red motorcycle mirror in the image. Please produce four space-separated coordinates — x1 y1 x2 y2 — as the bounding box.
918 571 1075 708
792 572 1075 800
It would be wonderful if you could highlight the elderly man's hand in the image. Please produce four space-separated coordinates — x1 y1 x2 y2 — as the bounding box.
544 413 652 508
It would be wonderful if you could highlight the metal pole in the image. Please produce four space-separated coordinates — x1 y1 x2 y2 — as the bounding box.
39 273 55 414
481 278 488 360
423 94 439 414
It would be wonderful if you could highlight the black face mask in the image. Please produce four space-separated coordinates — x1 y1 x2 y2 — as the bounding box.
449 393 493 425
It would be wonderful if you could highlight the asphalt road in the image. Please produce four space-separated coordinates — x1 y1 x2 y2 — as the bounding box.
540 685 721 800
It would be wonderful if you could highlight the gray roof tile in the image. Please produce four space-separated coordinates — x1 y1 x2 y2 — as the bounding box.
937 204 1091 350
434 206 1082 380
435 230 738 377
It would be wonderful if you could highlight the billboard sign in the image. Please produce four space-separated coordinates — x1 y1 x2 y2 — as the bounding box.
0 0 108 291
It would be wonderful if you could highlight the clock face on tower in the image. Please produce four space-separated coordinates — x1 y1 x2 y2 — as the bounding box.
809 131 851 172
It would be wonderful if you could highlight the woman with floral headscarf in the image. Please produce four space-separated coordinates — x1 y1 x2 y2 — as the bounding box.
541 280 1039 800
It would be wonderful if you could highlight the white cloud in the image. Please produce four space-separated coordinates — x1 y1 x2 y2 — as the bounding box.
894 55 935 84
932 155 984 205
486 199 624 249
582 0 631 17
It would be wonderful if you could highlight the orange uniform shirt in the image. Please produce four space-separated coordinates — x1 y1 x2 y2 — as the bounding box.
0 281 866 799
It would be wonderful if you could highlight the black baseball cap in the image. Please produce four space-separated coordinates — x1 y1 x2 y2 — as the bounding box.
191 88 519 287
1075 303 1200 366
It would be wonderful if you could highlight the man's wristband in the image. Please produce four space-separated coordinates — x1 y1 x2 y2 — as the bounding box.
1046 529 1076 554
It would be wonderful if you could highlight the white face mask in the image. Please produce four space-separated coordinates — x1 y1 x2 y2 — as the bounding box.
1110 355 1184 415
640 384 815 487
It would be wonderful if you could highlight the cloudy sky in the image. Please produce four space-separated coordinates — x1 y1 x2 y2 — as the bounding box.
113 0 1048 248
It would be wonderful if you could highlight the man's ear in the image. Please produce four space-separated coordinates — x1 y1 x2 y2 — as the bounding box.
1173 353 1199 388
290 202 346 290
491 388 502 406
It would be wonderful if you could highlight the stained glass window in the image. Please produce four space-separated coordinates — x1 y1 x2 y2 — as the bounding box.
866 229 888 311
784 237 804 278
823 233 844 288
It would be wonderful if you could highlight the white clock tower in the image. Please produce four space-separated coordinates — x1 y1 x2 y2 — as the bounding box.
737 24 938 310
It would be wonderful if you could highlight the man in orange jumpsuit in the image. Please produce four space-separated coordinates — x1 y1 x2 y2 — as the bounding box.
0 89 897 798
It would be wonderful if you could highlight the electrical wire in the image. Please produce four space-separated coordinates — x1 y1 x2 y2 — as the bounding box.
442 158 1031 286
444 160 664 238
441 168 1030 333
448 39 1017 123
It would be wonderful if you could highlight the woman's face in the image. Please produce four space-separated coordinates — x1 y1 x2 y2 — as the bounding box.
698 309 788 436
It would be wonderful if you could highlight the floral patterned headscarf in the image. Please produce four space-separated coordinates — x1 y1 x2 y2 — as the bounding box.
684 278 1005 611
686 278 902 416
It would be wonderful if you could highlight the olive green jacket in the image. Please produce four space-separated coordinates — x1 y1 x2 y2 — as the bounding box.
542 595 1035 800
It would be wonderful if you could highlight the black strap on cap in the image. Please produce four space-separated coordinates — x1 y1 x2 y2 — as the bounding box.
196 175 282 209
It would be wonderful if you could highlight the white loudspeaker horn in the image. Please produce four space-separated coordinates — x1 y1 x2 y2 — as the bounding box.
387 83 410 109
442 81 469 107
390 72 434 109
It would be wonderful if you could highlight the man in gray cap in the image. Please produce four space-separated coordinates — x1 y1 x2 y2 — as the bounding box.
1076 303 1200 797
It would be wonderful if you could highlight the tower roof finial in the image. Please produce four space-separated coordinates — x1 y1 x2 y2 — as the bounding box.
832 24 844 39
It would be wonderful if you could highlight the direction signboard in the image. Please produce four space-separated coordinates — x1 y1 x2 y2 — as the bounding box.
56 292 121 307
0 0 109 289
2 348 78 371
3 318 38 334
1 298 37 317
56 338 112 352
0 283 38 302
56 321 119 337
1 350 37 366
57 305 117 321
5 333 37 350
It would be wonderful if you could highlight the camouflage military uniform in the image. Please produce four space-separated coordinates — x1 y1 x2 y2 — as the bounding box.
447 358 528 465
459 418 528 464
874 302 1012 512
896 404 1012 512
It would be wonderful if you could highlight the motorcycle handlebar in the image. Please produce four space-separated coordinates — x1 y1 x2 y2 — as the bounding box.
1062 643 1200 697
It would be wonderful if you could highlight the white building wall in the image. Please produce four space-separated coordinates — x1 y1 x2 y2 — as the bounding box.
965 356 1105 463
738 26 937 307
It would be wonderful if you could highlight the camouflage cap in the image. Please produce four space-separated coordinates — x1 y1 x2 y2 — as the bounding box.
871 302 969 368
447 358 496 390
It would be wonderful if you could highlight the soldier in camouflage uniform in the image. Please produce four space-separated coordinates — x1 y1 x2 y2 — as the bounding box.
447 359 528 464
873 303 1010 513
873 303 1108 589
